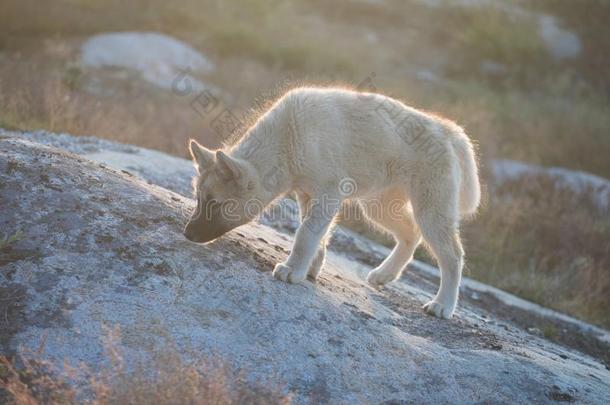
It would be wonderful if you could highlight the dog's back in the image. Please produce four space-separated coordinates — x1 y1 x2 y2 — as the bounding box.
279 87 479 214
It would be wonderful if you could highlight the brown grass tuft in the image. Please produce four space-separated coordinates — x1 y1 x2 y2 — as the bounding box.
0 327 291 405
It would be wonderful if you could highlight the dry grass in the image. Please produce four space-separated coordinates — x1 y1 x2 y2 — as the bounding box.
0 327 290 405
428 76 610 179
0 54 225 157
462 178 610 327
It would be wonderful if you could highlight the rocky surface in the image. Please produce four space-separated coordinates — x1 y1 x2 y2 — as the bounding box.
538 15 581 60
1 132 609 403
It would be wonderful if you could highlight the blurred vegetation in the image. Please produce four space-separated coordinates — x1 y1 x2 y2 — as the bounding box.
0 0 608 327
0 327 290 404
463 179 610 327
0 231 23 251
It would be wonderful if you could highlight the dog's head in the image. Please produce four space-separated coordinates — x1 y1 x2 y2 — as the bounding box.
184 140 263 243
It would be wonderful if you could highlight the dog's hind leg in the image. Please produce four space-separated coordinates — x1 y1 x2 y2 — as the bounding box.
411 175 464 319
364 191 422 286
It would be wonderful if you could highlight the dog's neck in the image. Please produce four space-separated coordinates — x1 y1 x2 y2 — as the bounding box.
232 106 292 206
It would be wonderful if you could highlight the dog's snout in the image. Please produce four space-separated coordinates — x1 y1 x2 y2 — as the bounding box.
184 217 232 244
183 224 197 241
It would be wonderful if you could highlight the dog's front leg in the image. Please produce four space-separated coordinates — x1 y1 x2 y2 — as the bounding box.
273 196 339 284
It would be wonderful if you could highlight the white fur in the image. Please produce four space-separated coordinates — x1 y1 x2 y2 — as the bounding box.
188 87 481 319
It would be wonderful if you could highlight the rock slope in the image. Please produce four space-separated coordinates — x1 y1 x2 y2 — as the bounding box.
1 134 609 403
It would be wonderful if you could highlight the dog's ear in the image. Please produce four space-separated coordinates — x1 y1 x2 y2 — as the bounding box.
215 150 244 180
189 139 214 173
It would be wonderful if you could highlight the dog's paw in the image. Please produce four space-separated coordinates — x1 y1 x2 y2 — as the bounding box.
307 270 320 282
423 300 455 319
366 268 398 286
273 263 307 284
307 263 323 282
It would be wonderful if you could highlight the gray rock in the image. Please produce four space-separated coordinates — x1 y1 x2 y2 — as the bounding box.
81 32 215 92
1 135 609 403
538 15 581 60
480 60 507 76
491 158 610 212
5 129 610 345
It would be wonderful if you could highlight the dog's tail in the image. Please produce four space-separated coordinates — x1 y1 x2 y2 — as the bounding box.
451 129 481 217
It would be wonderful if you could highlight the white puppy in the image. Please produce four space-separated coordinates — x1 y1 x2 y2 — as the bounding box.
185 87 480 319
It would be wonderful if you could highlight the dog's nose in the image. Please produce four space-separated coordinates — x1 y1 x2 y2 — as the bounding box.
184 226 196 241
